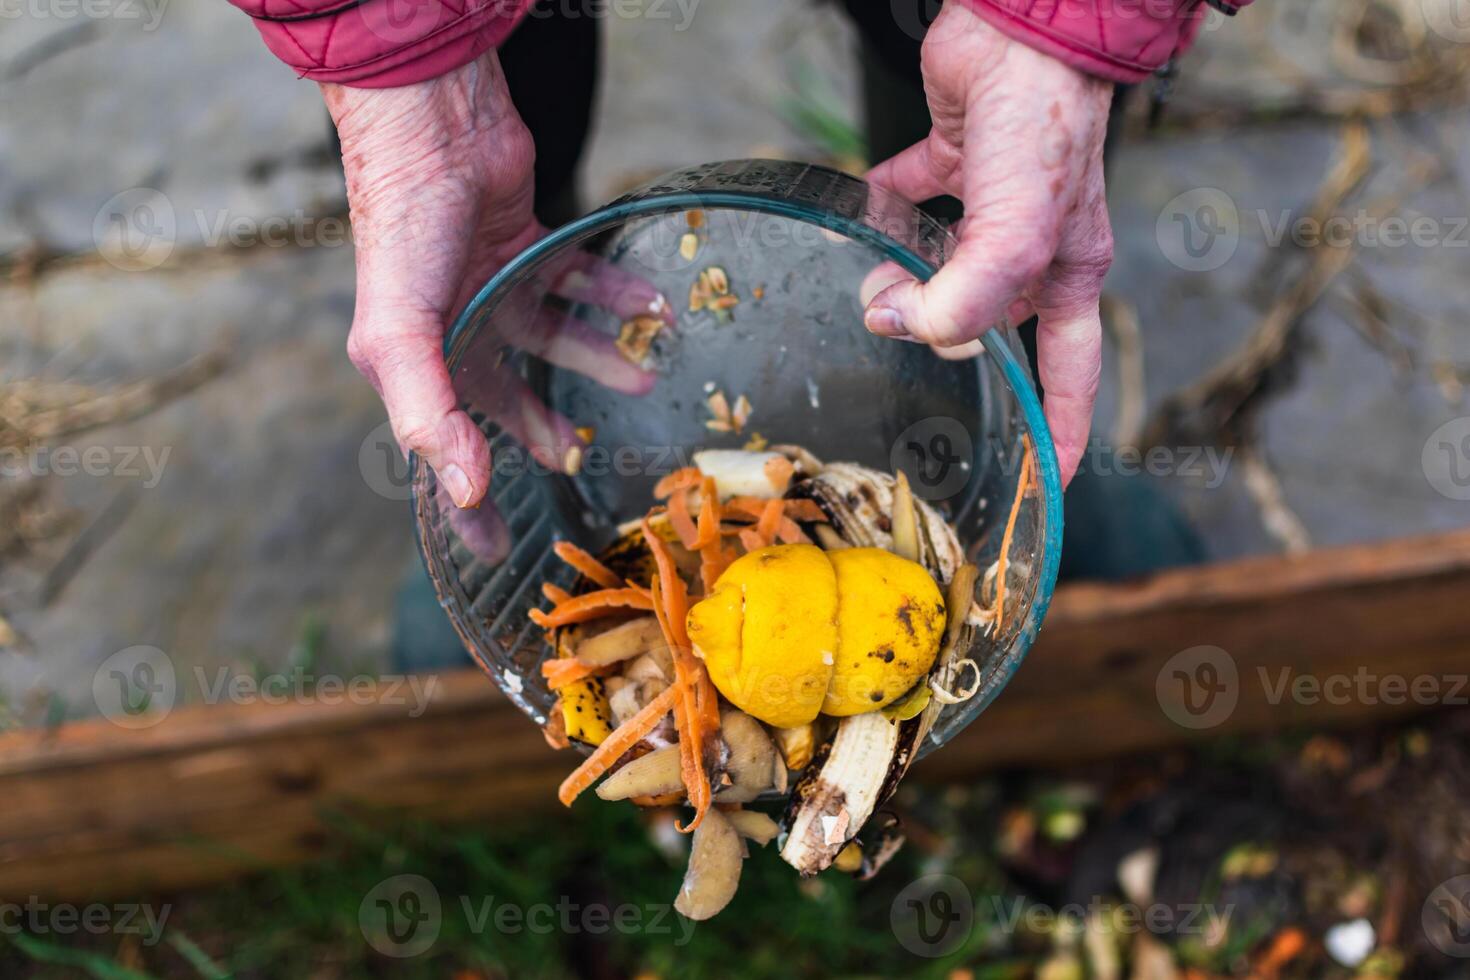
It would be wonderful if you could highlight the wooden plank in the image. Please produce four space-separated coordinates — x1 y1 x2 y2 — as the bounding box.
4 527 1470 900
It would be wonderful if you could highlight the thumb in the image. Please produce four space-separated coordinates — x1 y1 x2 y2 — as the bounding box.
347 314 490 509
864 197 1057 349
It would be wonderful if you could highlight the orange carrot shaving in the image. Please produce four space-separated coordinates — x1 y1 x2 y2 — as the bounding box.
529 588 654 629
696 478 727 592
542 583 573 605
653 467 702 499
650 572 713 832
552 541 623 590
993 435 1034 633
693 477 721 550
667 488 700 549
724 497 827 523
738 528 766 552
541 657 612 690
755 498 784 545
764 455 795 494
775 518 809 544
557 684 678 806
1254 927 1307 978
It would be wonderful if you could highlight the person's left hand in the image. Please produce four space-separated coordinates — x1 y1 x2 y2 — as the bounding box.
862 3 1115 485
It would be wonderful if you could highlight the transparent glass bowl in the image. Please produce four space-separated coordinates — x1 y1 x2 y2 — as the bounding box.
412 160 1063 756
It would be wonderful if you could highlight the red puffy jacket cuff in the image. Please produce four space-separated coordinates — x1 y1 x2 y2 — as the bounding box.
229 0 533 88
957 0 1245 84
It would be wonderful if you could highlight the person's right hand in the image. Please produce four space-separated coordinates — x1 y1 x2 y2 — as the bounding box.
322 52 670 558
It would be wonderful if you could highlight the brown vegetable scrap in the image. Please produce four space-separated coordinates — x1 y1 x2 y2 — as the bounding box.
704 388 753 434
616 316 664 365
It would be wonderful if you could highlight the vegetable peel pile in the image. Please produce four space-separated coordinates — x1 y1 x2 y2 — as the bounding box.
531 443 1034 919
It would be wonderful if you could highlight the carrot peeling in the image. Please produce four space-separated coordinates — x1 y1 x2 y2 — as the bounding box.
993 435 1034 632
541 657 612 690
552 541 624 590
654 467 702 499
557 684 678 806
668 488 700 549
725 497 827 523
529 588 655 629
542 583 573 605
650 572 713 832
755 498 784 545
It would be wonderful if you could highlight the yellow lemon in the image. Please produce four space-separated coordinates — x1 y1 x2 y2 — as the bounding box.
686 543 945 726
822 548 946 715
686 544 837 728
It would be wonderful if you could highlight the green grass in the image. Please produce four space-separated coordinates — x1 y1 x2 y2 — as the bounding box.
0 796 1025 980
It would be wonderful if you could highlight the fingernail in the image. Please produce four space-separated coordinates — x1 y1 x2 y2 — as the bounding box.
440 463 475 508
864 307 905 337
564 444 584 476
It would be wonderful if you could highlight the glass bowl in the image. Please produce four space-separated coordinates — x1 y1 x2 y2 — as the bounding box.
412 159 1063 756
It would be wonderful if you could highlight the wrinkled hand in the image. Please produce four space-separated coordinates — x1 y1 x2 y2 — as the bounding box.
862 4 1115 485
323 53 670 558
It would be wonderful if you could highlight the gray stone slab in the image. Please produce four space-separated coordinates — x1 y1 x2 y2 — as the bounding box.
0 0 344 256
0 245 414 720
1101 109 1470 560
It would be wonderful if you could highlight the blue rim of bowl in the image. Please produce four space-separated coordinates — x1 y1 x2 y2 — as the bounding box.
420 186 1064 720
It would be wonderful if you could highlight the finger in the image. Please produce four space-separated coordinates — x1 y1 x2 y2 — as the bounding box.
1006 296 1036 326
506 305 658 396
931 338 986 361
866 140 952 206
455 358 586 475
859 261 916 310
865 195 1057 349
348 315 491 510
552 251 675 325
440 483 511 564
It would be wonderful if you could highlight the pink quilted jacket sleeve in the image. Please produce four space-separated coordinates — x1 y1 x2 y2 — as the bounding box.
228 0 1249 90
955 0 1253 83
226 0 533 87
